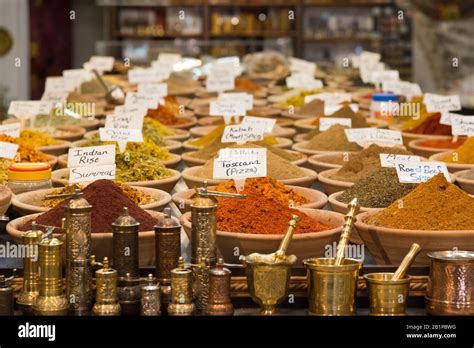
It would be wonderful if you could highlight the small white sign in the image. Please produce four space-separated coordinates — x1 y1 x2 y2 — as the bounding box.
395 161 450 184
345 128 403 146
305 92 352 106
138 83 168 97
359 51 381 63
241 116 276 133
424 94 461 113
41 91 69 104
451 114 474 136
129 68 169 84
67 145 116 168
114 105 147 117
360 62 385 84
69 164 116 184
209 101 246 117
99 128 143 143
216 56 242 77
371 70 400 84
45 76 77 93
0 123 21 138
218 92 253 111
0 141 19 159
382 81 422 99
105 113 144 130
88 56 115 72
63 69 93 83
213 148 267 179
221 124 266 144
157 53 182 65
286 74 323 90
8 101 53 118
380 154 420 168
206 65 235 92
319 118 352 131
124 92 160 109
290 57 316 74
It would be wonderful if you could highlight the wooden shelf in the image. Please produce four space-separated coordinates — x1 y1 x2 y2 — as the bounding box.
210 31 297 38
303 36 379 43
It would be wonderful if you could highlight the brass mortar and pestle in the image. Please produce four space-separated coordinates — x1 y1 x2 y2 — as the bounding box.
240 215 300 315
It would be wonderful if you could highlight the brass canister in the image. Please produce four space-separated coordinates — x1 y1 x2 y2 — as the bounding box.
303 258 362 316
205 258 233 316
112 207 140 278
426 250 474 315
154 207 181 301
92 257 121 316
0 274 14 316
117 273 141 316
190 191 217 265
33 235 69 316
193 257 210 312
364 273 411 316
168 257 195 316
65 190 92 315
17 225 41 314
141 274 161 316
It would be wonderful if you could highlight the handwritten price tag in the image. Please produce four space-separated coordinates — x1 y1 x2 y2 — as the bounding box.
286 74 323 90
345 128 403 146
124 92 161 109
290 57 316 74
395 161 450 184
209 101 246 117
105 113 144 130
0 141 19 159
129 68 169 84
88 56 115 72
221 124 266 144
213 148 267 179
450 114 474 136
380 154 420 168
99 128 143 152
68 145 116 168
69 164 116 184
206 64 235 92
0 123 21 138
218 92 253 110
138 83 168 96
241 116 276 133
8 101 53 118
424 94 461 113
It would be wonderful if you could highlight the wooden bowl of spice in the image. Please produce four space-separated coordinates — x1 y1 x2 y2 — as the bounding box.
180 208 345 264
408 138 466 158
316 168 354 195
453 169 474 195
172 184 328 213
307 152 355 173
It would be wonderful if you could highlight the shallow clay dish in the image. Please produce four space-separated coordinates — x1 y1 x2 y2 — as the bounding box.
292 141 357 157
7 210 176 266
172 185 328 214
180 208 345 264
52 126 87 142
354 211 474 266
51 168 181 192
0 186 12 215
317 168 354 195
408 138 461 158
189 125 296 139
183 136 292 152
181 165 318 189
307 152 356 173
429 151 474 173
37 141 71 157
453 169 474 194
57 153 181 169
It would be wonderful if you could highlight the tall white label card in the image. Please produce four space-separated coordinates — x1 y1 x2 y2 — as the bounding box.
69 164 116 184
395 162 450 184
67 145 116 168
213 148 267 179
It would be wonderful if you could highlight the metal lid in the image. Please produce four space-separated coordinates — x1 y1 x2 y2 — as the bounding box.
66 189 92 211
96 257 117 276
22 223 42 241
39 236 62 247
142 274 160 290
171 257 191 276
112 207 140 228
210 258 231 276
428 249 474 262
155 207 180 229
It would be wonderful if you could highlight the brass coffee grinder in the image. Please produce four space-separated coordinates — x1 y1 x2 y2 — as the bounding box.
168 257 195 316
240 215 299 315
0 273 15 316
205 258 233 316
141 274 161 316
92 256 121 316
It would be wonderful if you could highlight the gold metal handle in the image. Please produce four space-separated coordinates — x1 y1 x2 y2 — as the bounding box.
275 215 300 260
334 198 360 266
391 243 421 281
196 186 246 199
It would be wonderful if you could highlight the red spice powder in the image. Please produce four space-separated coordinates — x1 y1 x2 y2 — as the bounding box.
215 192 332 234
418 138 466 149
20 179 157 233
406 113 451 135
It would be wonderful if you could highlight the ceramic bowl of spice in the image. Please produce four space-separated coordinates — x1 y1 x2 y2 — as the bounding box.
354 174 474 265
408 137 466 158
180 207 345 264
183 136 293 152
51 167 181 192
189 125 296 139
453 169 474 194
0 185 12 215
172 179 328 213
50 125 87 142
11 184 171 216
307 152 355 173
317 168 354 195
429 138 474 173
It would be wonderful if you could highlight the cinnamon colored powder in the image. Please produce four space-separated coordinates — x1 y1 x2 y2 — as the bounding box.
20 179 157 233
215 191 332 234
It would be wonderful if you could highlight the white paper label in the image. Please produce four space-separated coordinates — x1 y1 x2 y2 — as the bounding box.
88 56 115 72
241 116 276 133
319 118 352 131
213 148 267 179
206 65 235 92
286 74 323 90
69 164 116 184
41 91 69 104
382 81 422 99
360 62 384 84
305 92 351 106
8 101 53 118
216 56 242 77
129 68 169 84
324 103 359 115
395 161 450 184
424 94 461 113
67 145 116 168
290 57 316 74
380 154 420 168
0 123 21 138
105 113 144 130
359 51 381 63
450 114 474 136
114 105 147 118
157 53 182 64
99 128 143 147
124 92 160 109
63 69 93 82
0 141 19 159
371 70 400 84
221 124 266 144
209 101 246 117
137 83 168 97
45 76 78 93
218 92 253 110
345 128 403 146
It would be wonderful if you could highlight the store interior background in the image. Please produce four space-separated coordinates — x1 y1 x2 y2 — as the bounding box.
0 0 472 111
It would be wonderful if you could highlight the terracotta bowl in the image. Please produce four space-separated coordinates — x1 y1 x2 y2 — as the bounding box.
71 138 182 154
354 211 474 266
11 186 171 216
84 128 190 142
317 168 354 195
197 116 294 128
172 185 328 214
0 186 12 215
6 210 175 266
182 136 292 152
57 152 181 169
37 141 72 157
189 125 296 139
181 165 318 188
51 168 181 192
166 116 197 130
75 119 100 132
181 149 307 168
399 130 451 146
294 117 388 134
429 151 474 173
453 169 474 194
52 125 87 142
180 208 345 264
408 138 460 158
292 141 357 157
294 133 310 143
307 152 356 173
